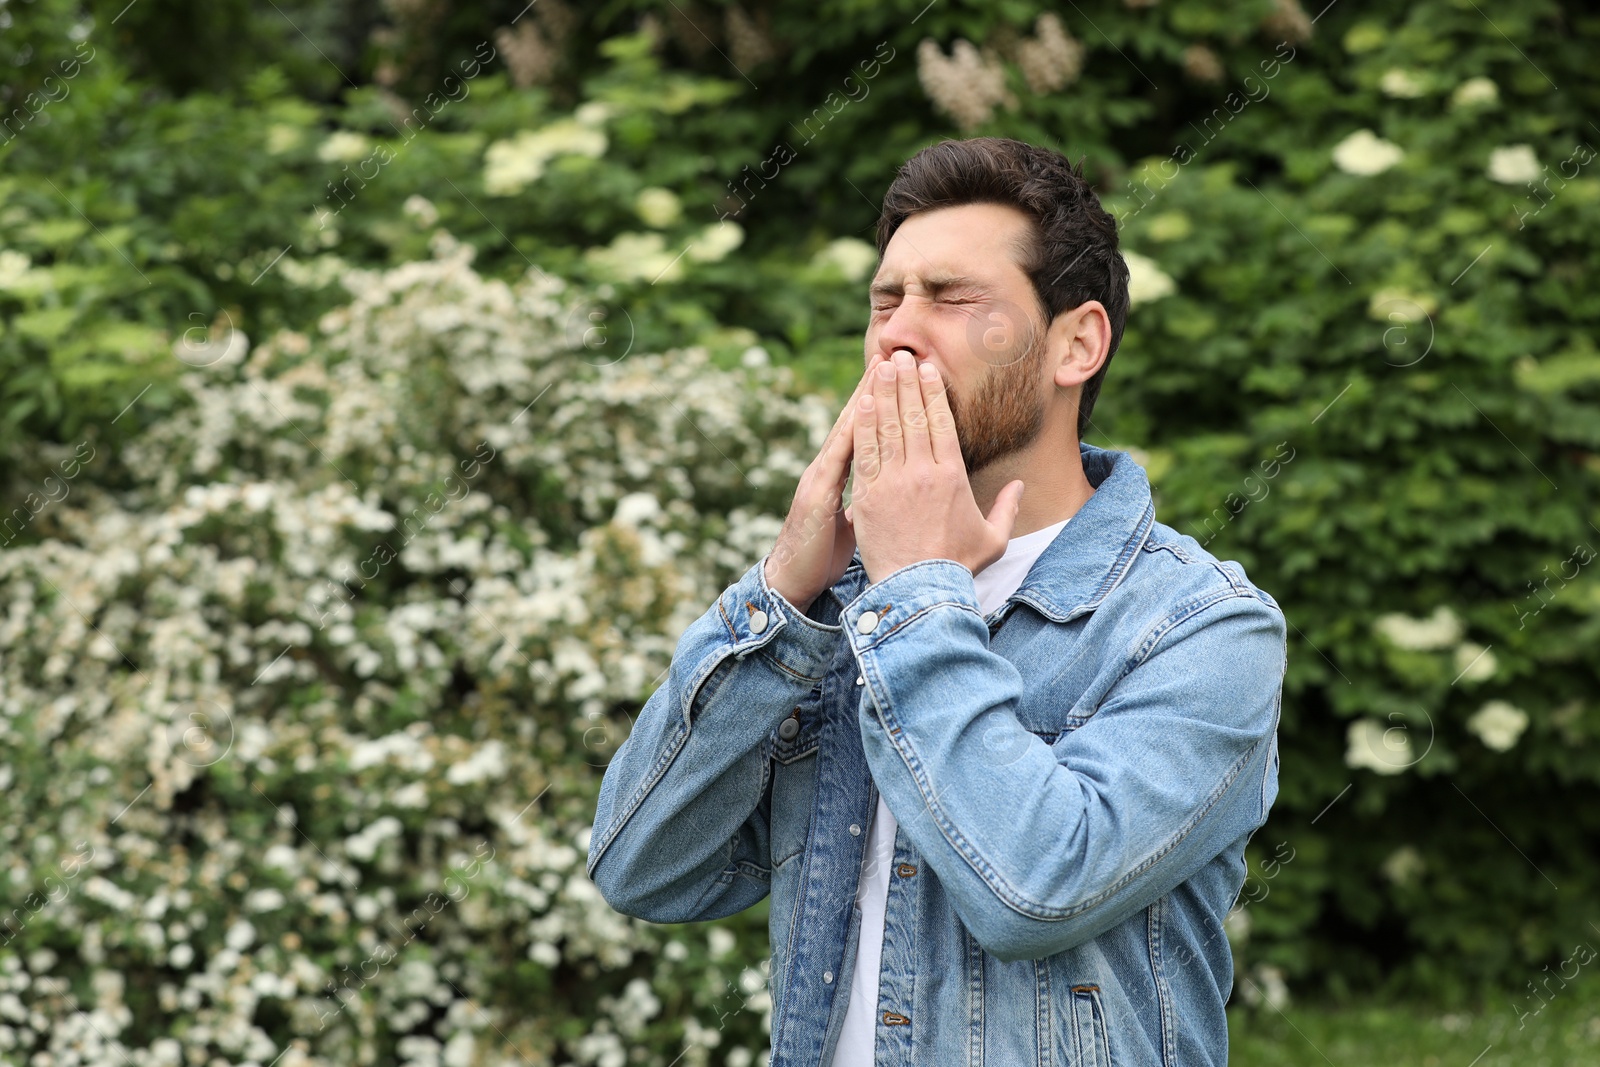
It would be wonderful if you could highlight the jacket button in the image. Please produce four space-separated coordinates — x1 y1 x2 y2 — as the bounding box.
848 823 861 836
881 1010 910 1026
856 610 879 634
897 863 917 877
778 716 799 741
749 609 769 634
823 970 834 983
855 675 864 686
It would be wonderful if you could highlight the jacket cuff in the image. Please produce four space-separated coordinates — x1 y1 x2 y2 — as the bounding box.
840 558 981 649
717 554 844 685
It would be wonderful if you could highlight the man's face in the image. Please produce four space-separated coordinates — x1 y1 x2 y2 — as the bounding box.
865 203 1052 477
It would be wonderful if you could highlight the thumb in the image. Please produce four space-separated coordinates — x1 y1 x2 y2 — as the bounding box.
985 480 1025 536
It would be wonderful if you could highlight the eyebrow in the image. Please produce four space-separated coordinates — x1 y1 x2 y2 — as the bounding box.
868 273 990 300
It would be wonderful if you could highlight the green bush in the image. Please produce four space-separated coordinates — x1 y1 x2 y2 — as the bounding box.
0 240 815 1063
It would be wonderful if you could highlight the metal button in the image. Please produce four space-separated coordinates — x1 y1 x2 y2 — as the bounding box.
823 971 834 983
848 823 861 836
855 675 864 686
856 610 879 634
749 609 768 634
778 716 799 741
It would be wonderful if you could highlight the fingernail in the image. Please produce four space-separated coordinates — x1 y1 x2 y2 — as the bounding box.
918 363 937 380
860 394 874 410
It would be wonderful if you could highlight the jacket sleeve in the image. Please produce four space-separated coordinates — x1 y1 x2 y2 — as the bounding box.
585 553 843 924
845 559 1286 963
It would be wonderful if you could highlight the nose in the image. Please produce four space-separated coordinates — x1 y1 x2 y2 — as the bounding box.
873 299 935 369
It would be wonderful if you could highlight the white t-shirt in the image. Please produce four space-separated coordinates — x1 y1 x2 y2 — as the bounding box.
830 516 1072 1066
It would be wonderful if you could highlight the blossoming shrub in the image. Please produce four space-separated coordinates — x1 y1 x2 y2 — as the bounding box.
0 234 827 1065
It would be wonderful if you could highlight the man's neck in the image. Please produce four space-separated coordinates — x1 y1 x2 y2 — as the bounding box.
970 439 1097 539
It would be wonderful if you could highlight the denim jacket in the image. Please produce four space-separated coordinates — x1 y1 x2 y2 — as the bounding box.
587 442 1287 1066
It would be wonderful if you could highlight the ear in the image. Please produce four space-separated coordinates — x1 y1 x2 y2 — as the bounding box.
1046 300 1111 390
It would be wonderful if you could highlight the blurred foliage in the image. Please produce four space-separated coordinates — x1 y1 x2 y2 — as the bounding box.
2 0 1600 1060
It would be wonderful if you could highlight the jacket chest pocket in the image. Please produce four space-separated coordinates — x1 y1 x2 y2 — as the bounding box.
768 701 823 870
1067 984 1112 1067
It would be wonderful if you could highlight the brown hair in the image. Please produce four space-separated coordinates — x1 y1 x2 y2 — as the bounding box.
875 137 1129 439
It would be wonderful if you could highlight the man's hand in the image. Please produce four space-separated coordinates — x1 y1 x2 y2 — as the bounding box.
850 349 1024 584
764 352 888 613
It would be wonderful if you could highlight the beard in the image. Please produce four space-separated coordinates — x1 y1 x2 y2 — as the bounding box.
943 316 1049 477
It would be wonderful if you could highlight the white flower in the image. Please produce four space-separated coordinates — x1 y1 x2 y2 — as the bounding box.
708 927 736 958
444 1032 476 1067
584 231 683 283
1372 606 1462 651
317 130 371 163
1333 129 1404 175
613 492 661 528
634 187 683 228
245 888 286 912
0 250 43 294
1380 69 1426 98
1344 718 1413 775
1487 144 1541 185
1451 77 1498 108
345 815 404 860
687 220 745 263
266 124 303 154
483 120 608 196
1452 642 1497 683
810 237 879 282
1123 250 1175 305
224 919 255 951
917 38 1012 130
1468 700 1529 751
446 740 507 785
1239 963 1290 1010
403 195 440 227
575 101 613 127
1381 845 1425 886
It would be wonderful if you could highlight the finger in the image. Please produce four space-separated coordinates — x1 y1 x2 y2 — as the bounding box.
894 351 932 463
919 361 962 467
813 355 884 496
823 353 884 446
873 353 902 466
854 390 882 485
985 479 1025 538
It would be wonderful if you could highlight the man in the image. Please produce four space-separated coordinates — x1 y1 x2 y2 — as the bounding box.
587 136 1286 1066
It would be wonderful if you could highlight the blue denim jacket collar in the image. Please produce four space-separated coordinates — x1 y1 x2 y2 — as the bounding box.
831 442 1156 626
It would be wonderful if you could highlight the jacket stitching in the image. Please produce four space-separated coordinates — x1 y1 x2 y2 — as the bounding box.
588 717 690 876
1035 958 1053 1067
1148 897 1176 1067
864 600 985 649
1126 589 1262 672
968 929 984 1067
1089 500 1155 606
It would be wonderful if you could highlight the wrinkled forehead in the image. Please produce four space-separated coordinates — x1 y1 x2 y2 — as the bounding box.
873 202 1034 292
